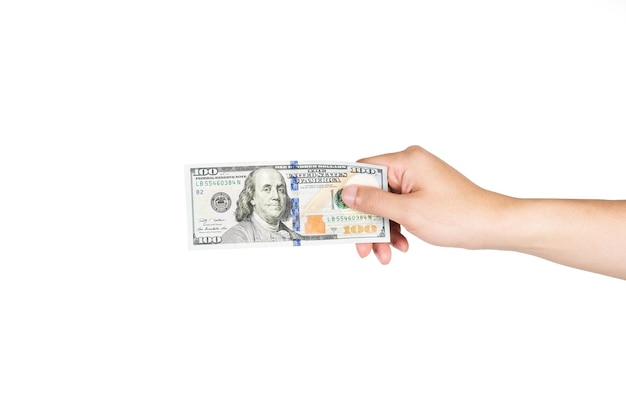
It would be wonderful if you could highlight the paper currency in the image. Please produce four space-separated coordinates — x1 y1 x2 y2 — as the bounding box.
185 161 390 249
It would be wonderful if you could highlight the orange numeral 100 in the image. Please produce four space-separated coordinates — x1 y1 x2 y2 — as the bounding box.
343 224 377 235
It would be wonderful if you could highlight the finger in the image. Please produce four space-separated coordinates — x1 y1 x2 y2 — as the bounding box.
341 184 409 224
372 242 392 265
389 220 409 252
356 153 402 193
355 243 373 258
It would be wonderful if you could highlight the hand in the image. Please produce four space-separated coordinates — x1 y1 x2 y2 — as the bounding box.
341 145 508 263
341 145 626 279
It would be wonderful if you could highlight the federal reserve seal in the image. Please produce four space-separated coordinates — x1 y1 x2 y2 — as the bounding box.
334 188 349 209
211 192 231 213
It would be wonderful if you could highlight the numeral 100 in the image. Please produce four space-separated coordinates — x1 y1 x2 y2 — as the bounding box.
343 224 378 234
193 168 218 176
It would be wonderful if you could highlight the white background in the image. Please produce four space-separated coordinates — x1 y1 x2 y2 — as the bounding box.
1 1 625 416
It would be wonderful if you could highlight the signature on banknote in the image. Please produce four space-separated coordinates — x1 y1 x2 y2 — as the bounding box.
196 218 227 233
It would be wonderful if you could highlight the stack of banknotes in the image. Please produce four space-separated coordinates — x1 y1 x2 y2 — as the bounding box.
185 161 390 249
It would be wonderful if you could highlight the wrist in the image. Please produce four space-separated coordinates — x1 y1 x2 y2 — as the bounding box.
479 194 529 252
486 197 564 255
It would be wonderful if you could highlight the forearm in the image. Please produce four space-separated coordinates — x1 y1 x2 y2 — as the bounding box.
489 197 626 280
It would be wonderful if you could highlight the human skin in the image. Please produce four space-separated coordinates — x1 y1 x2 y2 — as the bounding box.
340 146 626 280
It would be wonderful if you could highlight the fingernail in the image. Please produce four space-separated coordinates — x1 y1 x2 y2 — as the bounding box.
340 185 357 206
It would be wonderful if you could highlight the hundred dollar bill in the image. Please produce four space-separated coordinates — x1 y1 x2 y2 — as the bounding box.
185 161 390 249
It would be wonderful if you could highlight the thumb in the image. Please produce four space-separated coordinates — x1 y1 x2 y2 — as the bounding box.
340 184 406 222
